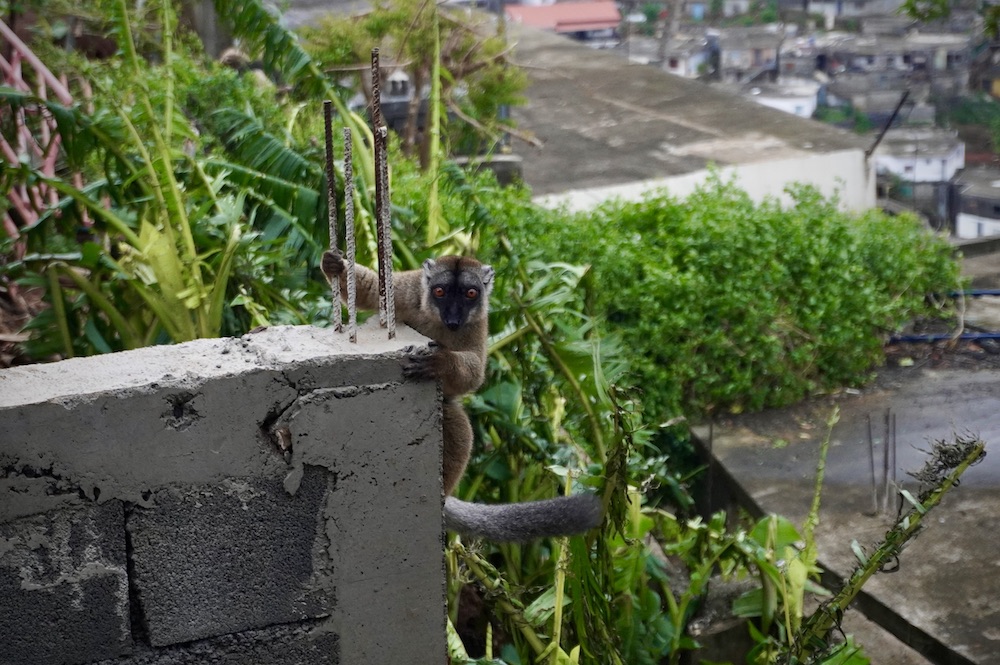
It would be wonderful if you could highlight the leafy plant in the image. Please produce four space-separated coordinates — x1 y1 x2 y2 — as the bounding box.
298 0 527 166
4 0 252 355
503 175 961 424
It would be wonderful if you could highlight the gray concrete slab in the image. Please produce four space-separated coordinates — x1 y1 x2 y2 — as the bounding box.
128 467 334 647
0 323 446 664
0 501 132 664
506 24 874 211
700 364 1000 664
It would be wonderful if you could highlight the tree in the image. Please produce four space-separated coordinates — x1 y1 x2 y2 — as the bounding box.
299 0 527 167
899 0 1000 38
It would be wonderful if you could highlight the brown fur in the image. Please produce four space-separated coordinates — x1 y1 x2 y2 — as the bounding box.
322 250 603 541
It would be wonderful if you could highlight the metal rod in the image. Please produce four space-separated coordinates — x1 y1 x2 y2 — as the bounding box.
370 47 395 339
379 124 395 339
890 411 898 515
371 48 388 330
865 89 909 160
889 331 1000 343
343 128 358 343
867 414 877 516
323 100 342 333
882 409 891 515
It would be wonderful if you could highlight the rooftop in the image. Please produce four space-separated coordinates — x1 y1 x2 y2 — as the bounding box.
955 166 1000 200
508 24 867 196
504 1 621 34
877 128 964 158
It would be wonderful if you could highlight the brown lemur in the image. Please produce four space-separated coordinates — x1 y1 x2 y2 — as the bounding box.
322 250 603 542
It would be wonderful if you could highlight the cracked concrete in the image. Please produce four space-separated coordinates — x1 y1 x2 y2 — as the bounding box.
0 322 446 664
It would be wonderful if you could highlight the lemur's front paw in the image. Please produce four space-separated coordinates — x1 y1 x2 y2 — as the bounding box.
402 343 438 381
321 250 345 281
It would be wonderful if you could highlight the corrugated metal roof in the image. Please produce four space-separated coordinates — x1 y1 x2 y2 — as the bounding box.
505 1 621 34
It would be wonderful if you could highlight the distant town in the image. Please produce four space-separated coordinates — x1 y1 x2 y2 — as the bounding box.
493 0 1000 239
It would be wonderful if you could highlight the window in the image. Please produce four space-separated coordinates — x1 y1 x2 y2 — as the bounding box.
669 58 679 68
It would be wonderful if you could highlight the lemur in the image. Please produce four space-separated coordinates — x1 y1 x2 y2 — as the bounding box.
322 250 602 542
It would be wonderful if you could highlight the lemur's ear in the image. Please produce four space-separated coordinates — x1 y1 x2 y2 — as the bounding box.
480 265 495 296
422 258 437 283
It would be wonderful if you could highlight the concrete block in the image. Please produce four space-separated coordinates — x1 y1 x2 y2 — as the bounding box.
0 325 429 523
273 379 446 664
0 324 447 662
128 466 334 647
94 619 339 664
0 501 131 665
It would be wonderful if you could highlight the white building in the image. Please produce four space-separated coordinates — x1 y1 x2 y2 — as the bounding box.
873 128 965 184
745 79 821 118
955 167 1000 239
662 36 712 78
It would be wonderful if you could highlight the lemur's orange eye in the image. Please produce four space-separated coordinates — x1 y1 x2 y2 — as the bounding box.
465 288 479 300
433 286 446 298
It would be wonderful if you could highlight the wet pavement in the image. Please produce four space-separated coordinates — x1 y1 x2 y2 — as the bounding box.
700 304 1000 664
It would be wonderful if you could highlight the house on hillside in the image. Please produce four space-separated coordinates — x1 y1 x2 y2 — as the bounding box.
954 167 1000 238
723 0 751 17
826 70 908 125
954 167 1000 239
806 0 905 28
744 79 821 118
717 27 784 83
662 35 713 78
505 1 621 46
874 127 965 225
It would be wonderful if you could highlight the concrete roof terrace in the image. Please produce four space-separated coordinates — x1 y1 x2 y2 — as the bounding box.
507 25 875 210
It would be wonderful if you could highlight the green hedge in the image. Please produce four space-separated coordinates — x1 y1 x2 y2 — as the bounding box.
497 177 960 422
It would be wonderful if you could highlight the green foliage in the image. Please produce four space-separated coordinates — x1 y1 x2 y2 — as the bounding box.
502 176 959 423
813 104 873 135
6 0 251 354
639 3 662 35
299 0 526 163
897 0 950 24
2 4 970 664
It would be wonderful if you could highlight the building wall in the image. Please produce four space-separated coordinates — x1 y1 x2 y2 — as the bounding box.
749 93 818 118
535 147 875 213
666 51 710 78
0 325 446 665
957 212 1000 239
875 142 965 183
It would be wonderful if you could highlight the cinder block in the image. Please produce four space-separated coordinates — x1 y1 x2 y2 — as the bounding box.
128 466 334 647
93 619 339 664
0 501 131 665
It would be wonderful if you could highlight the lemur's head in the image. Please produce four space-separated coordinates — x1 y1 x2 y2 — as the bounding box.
422 256 494 331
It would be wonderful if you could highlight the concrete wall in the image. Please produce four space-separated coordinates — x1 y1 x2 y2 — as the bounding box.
535 148 875 214
0 324 446 665
957 212 1000 239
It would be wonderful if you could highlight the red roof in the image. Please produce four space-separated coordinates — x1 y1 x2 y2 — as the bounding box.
505 1 622 34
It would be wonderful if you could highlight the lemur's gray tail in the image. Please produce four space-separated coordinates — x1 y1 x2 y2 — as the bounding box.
444 494 603 542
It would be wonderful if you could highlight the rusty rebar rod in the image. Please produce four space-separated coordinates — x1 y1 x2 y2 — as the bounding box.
867 414 877 516
882 409 891 515
890 411 898 515
343 128 358 343
323 100 342 332
370 47 395 339
371 48 387 329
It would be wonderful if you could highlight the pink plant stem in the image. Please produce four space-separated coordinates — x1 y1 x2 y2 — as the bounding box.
0 19 73 104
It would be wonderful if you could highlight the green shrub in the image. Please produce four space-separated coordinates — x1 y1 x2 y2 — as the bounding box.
501 176 960 422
